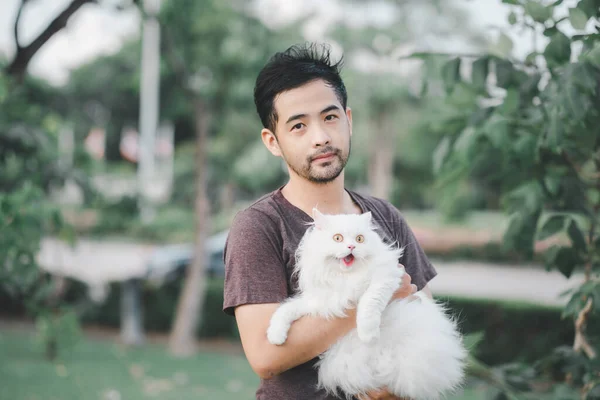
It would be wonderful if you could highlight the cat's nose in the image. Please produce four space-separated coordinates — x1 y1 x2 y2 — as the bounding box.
348 245 355 251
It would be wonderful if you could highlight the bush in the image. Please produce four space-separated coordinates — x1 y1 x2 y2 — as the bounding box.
76 275 238 339
7 274 592 366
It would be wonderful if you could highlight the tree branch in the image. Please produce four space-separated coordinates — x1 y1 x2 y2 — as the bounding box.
6 0 97 81
13 0 28 51
573 297 596 359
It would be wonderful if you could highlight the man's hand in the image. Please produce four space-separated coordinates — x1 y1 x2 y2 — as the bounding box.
357 267 420 400
389 264 417 303
358 388 410 400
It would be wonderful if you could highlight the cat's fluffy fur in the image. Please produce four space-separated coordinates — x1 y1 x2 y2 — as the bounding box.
266 209 467 400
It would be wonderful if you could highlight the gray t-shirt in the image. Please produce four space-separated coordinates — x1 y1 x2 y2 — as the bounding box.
223 187 437 400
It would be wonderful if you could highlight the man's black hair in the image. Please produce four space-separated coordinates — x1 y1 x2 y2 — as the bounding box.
254 42 347 134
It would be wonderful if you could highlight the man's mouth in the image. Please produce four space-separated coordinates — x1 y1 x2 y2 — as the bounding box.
313 153 335 162
341 254 355 267
311 150 338 162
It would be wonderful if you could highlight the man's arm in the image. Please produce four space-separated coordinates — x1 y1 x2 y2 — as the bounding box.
235 273 416 379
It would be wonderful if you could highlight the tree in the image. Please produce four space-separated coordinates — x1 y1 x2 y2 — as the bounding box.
324 0 486 201
6 0 140 82
1 0 137 360
0 70 81 360
430 0 600 396
158 0 280 355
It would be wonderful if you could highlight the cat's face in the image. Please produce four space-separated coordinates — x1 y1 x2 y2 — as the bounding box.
309 208 380 271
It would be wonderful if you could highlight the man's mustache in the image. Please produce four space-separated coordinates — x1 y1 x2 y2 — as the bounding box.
309 147 341 162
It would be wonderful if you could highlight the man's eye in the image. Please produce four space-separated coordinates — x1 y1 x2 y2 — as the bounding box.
292 123 304 131
325 114 338 121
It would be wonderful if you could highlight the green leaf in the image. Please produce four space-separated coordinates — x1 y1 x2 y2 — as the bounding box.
544 174 562 196
568 7 589 30
571 62 598 94
577 0 600 19
543 32 572 69
588 188 600 204
545 246 582 278
546 105 562 151
504 181 544 214
524 2 553 23
447 83 477 109
543 26 559 38
503 209 541 258
537 214 566 241
508 11 518 25
584 42 600 69
562 290 586 318
433 137 452 175
499 89 520 115
495 59 516 88
483 114 510 148
441 58 461 93
525 51 538 66
471 57 489 90
502 0 520 4
463 331 485 352
567 219 587 252
492 33 514 58
453 126 479 158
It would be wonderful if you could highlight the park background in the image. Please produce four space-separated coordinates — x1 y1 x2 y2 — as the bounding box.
1 0 600 399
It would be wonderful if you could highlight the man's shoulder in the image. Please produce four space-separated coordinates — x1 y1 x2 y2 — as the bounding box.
230 189 283 229
349 190 400 216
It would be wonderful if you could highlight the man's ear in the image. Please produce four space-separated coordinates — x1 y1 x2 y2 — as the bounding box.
346 106 353 137
261 128 281 157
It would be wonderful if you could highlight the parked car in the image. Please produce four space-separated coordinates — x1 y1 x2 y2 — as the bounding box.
145 230 229 284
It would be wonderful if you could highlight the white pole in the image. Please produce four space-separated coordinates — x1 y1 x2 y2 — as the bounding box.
137 0 162 224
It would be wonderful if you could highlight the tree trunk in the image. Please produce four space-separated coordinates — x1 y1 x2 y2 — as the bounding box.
168 98 210 356
120 278 145 346
219 182 236 213
6 0 94 82
368 112 395 200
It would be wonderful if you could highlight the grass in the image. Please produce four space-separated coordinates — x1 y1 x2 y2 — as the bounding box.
0 329 493 400
0 330 258 400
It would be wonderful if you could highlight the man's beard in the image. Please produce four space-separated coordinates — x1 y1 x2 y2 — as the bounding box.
283 140 351 184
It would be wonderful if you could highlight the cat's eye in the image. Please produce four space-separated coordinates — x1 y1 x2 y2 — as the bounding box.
356 235 365 243
333 234 344 242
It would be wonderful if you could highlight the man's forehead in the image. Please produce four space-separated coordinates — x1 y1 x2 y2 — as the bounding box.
274 80 341 117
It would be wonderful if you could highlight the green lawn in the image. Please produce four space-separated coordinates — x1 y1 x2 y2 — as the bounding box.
0 329 490 400
0 330 258 400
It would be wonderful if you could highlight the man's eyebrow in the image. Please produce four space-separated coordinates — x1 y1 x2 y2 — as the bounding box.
284 105 341 125
285 113 307 125
320 105 341 114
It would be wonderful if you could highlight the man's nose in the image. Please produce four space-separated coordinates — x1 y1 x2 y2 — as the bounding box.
312 126 331 147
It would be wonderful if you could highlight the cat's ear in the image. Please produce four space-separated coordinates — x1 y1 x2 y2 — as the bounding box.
312 208 326 229
361 211 373 224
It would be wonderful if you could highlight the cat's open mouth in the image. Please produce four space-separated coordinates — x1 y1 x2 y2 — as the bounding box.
341 254 355 267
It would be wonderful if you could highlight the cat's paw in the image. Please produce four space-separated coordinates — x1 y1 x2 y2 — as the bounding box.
266 322 289 345
356 316 381 343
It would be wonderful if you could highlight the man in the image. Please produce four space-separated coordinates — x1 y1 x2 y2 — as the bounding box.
223 43 437 400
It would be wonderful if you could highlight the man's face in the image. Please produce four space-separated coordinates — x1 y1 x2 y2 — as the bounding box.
262 79 352 184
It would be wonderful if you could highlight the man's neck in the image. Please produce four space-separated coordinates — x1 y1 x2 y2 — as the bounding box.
281 172 360 216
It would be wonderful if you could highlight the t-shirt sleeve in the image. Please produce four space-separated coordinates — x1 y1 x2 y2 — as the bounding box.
394 210 437 291
222 208 289 316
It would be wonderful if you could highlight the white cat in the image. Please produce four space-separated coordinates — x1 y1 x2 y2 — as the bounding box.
266 209 467 400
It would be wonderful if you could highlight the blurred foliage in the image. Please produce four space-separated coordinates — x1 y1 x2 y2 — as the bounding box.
428 0 600 397
0 70 84 360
